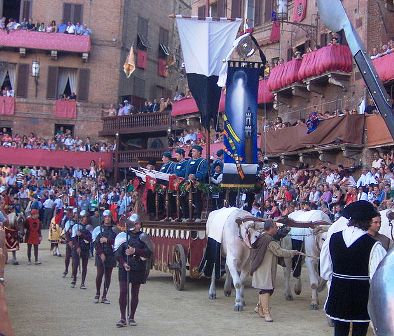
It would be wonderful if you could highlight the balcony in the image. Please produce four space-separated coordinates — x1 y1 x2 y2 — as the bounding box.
0 96 15 115
116 149 165 168
372 52 394 83
100 112 173 136
0 30 91 55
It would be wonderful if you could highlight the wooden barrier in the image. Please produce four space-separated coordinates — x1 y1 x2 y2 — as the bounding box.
0 227 14 336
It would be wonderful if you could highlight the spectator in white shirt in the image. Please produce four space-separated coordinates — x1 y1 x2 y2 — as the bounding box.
356 167 376 188
356 186 368 201
371 152 383 169
64 134 74 149
65 21 75 34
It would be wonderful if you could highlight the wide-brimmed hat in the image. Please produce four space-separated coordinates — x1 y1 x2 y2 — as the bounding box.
342 200 380 220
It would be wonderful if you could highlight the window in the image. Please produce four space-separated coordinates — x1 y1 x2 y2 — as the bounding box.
63 3 83 23
20 0 31 21
0 62 16 94
137 16 150 49
210 3 218 17
155 85 165 99
287 47 293 61
54 124 74 137
2 0 21 21
159 27 170 58
47 66 89 101
320 33 328 47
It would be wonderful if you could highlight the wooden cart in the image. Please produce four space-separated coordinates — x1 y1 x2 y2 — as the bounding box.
142 221 207 291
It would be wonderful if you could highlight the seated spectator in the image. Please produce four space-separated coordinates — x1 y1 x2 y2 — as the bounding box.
152 99 160 112
37 22 45 32
117 103 125 116
20 18 28 30
46 20 57 33
0 17 5 29
75 22 83 35
69 92 77 100
82 24 92 36
57 21 67 33
65 21 75 34
26 18 35 31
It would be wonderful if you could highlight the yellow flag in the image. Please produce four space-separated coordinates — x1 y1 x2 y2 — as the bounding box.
123 46 136 78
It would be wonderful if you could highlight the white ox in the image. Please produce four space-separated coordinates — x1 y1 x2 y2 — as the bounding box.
281 210 331 310
205 207 264 311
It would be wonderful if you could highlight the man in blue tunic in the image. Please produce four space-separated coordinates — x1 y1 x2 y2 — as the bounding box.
174 148 188 220
159 151 175 174
210 149 224 175
184 145 208 222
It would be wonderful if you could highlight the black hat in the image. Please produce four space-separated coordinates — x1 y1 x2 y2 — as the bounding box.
162 151 172 159
148 159 156 166
175 148 185 156
192 145 203 153
216 149 224 157
342 200 379 220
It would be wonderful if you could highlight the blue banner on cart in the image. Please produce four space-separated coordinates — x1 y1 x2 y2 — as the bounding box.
222 62 260 187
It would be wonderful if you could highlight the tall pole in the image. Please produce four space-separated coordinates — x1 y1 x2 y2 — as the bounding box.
206 0 209 16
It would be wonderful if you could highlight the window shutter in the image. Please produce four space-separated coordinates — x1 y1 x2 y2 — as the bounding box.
46 66 59 99
217 0 226 17
320 33 327 47
16 64 29 98
77 68 90 101
264 0 273 22
63 3 72 22
231 0 241 18
73 4 83 23
198 5 206 17
21 0 31 20
254 0 262 26
287 48 293 61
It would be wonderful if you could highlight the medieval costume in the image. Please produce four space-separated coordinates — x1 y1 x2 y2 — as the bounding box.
3 210 22 265
250 221 297 322
63 209 78 277
24 209 42 265
70 211 92 289
92 210 117 304
320 201 386 336
48 215 62 257
114 214 153 328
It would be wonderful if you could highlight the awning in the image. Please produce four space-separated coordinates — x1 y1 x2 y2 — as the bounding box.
372 52 394 83
138 33 151 49
159 44 170 56
172 79 273 117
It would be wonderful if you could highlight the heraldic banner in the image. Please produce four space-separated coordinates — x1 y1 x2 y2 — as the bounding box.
175 16 241 129
222 62 261 187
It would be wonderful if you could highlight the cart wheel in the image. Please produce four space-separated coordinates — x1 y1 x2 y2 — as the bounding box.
172 244 186 291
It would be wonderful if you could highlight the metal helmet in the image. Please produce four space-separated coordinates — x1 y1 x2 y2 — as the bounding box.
126 213 141 230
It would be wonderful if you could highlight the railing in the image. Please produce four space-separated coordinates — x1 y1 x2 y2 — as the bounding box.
102 112 172 135
117 149 165 164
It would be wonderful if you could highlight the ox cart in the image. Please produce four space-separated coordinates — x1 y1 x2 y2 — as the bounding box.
142 220 207 290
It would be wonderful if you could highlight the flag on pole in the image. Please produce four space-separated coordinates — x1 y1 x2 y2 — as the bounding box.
176 16 242 129
123 46 136 78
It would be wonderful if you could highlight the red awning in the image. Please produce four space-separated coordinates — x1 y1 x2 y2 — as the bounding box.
0 97 15 115
267 59 302 91
373 52 394 83
171 80 273 117
0 30 91 53
171 97 199 116
0 147 113 170
298 44 352 81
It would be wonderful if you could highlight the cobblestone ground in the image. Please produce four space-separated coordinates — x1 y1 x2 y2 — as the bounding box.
3 231 372 336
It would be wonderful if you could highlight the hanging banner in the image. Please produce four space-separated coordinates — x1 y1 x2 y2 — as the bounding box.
292 0 307 23
222 62 261 187
176 16 242 129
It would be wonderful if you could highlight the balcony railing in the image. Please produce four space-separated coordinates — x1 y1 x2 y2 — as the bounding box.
116 149 164 166
101 112 173 136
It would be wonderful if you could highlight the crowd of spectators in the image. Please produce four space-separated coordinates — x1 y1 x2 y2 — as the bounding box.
253 150 394 221
105 98 172 117
370 40 394 60
0 17 92 36
0 163 140 229
0 128 115 153
0 86 14 97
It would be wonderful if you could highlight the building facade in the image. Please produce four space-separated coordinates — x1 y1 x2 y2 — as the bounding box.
0 0 190 140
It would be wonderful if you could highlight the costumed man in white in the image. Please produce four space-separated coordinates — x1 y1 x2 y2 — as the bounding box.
320 200 386 336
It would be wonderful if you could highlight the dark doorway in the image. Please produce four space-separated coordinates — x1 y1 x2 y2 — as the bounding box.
3 0 21 21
